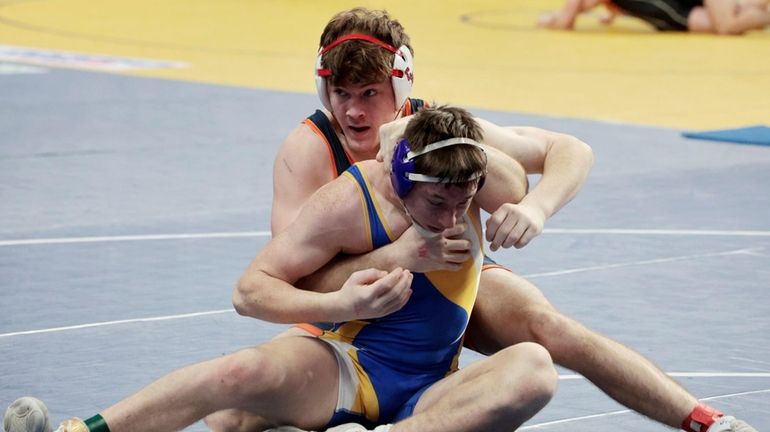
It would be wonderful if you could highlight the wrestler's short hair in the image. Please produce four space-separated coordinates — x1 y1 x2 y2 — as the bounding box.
319 8 413 86
403 105 486 186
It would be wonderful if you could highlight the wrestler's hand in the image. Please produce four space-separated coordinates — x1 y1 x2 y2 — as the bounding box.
598 7 619 24
537 11 559 27
390 223 472 272
376 116 412 172
337 267 413 321
486 202 546 250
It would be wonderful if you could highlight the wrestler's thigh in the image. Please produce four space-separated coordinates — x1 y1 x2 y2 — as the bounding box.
412 343 547 415
411 350 503 415
465 268 555 355
238 336 339 429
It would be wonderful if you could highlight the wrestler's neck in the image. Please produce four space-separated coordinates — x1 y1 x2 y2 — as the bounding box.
326 118 373 161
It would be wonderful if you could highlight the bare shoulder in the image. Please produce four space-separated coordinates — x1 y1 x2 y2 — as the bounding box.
258 172 365 282
479 118 552 145
295 172 372 253
272 118 337 234
356 159 387 178
306 172 361 212
274 119 335 185
476 117 590 171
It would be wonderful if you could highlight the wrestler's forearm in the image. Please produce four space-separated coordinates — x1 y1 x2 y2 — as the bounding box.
233 269 346 323
295 247 399 293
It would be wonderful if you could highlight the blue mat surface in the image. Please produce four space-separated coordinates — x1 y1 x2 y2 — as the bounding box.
683 125 770 146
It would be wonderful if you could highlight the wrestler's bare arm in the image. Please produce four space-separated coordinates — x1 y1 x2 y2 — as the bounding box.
271 124 335 234
478 119 594 223
298 146 529 293
271 122 470 295
378 116 593 223
377 115 591 249
237 177 412 323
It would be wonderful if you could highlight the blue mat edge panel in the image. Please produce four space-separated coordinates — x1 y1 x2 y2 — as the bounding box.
682 125 770 146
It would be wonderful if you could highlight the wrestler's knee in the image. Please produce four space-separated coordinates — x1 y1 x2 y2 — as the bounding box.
212 348 285 400
493 343 557 414
502 342 557 398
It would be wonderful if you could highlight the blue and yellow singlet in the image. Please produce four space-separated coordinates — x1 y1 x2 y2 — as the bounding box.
320 162 484 426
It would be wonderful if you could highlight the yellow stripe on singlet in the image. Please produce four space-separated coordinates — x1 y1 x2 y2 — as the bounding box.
349 348 380 422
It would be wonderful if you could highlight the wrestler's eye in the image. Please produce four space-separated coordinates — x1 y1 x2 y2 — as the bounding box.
363 89 377 97
333 88 349 98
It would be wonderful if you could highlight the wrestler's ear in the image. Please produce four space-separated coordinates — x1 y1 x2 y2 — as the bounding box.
377 116 411 169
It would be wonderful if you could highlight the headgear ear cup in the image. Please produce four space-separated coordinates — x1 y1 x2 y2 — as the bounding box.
390 137 487 199
391 45 414 110
315 49 332 111
390 139 415 198
314 34 414 111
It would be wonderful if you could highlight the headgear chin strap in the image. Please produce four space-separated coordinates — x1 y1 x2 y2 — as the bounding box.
315 33 414 112
390 137 486 198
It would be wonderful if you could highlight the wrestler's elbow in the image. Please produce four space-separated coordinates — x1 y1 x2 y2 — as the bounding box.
232 280 251 317
559 134 593 165
232 274 264 318
575 137 594 168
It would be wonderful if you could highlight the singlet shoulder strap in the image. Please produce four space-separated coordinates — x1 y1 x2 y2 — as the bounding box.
303 110 353 178
341 163 394 249
404 98 427 116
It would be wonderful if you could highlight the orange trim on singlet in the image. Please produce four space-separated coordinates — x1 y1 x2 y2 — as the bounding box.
403 98 430 117
293 322 325 336
403 99 413 116
482 264 511 272
303 118 338 179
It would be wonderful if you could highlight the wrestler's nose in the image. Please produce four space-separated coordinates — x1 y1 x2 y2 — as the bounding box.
436 209 457 230
346 99 365 120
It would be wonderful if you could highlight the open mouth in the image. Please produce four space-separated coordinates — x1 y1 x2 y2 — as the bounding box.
348 125 370 134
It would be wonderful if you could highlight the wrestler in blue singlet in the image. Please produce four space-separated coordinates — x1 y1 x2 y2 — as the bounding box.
302 97 502 275
319 163 484 428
